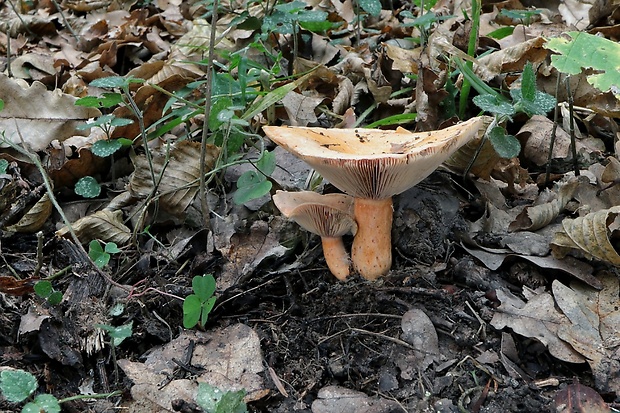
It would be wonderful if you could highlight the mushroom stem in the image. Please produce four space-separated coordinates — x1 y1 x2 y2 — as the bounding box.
321 236 351 281
351 198 393 280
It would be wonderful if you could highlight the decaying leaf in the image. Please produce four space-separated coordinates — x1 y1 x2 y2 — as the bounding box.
509 178 578 232
128 140 220 216
518 115 584 167
553 383 609 413
553 274 620 394
551 206 620 265
118 325 267 411
5 193 52 233
490 287 586 364
56 209 131 245
0 74 101 151
443 117 498 180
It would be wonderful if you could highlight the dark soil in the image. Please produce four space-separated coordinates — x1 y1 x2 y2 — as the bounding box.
0 176 607 412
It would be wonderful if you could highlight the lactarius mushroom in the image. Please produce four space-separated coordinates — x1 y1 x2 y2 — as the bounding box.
264 116 486 280
272 190 357 280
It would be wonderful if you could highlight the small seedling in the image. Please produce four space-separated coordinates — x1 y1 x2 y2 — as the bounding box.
183 274 217 329
88 240 120 269
233 150 276 205
465 61 555 158
95 322 133 347
33 281 62 306
196 382 247 413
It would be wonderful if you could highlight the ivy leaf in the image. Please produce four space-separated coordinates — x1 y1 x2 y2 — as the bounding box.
75 176 101 198
92 139 123 157
0 370 38 403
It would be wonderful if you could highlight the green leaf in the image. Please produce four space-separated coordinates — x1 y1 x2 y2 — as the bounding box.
89 240 110 269
74 96 101 108
46 291 63 306
487 26 514 39
366 113 417 128
34 281 53 299
0 370 38 403
233 180 272 205
472 94 516 117
196 382 247 413
23 394 61 413
488 126 520 159
358 0 381 16
75 176 101 198
520 62 536 102
76 93 124 108
545 31 620 96
183 295 202 328
109 117 134 127
95 322 133 347
192 274 216 301
0 159 8 174
242 76 306 121
0 98 4 111
92 139 123 157
90 76 130 89
201 297 217 326
104 242 120 254
256 150 276 176
210 97 235 130
510 89 556 116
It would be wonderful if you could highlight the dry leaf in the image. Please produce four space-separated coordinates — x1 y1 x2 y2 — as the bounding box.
490 287 586 364
5 193 52 233
129 140 219 216
56 209 131 245
509 178 578 231
553 383 610 413
280 91 323 126
551 206 620 265
0 74 101 151
553 274 620 394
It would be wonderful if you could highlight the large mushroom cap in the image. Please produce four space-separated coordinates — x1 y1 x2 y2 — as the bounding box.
264 116 488 199
272 190 357 237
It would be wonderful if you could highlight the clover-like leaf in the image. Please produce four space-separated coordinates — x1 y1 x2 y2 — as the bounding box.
75 176 101 198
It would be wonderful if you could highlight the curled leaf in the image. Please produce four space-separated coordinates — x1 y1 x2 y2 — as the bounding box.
509 179 578 232
551 206 620 265
5 193 52 233
56 210 131 245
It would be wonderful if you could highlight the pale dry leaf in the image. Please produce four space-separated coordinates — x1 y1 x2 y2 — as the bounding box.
0 74 101 151
312 386 401 413
558 0 614 30
490 288 586 363
509 178 579 232
281 91 323 126
332 76 354 115
444 117 498 180
56 209 131 245
5 193 52 233
553 274 620 394
551 206 620 265
128 140 220 216
476 37 548 82
517 115 584 167
218 219 288 290
10 53 56 79
118 325 266 412
400 309 439 370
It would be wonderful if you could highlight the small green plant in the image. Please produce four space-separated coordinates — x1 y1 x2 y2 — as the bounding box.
183 274 217 329
74 176 101 198
499 8 542 27
196 382 247 413
33 281 62 306
0 158 8 174
233 149 276 205
461 61 556 158
95 322 133 347
0 368 118 413
88 239 120 268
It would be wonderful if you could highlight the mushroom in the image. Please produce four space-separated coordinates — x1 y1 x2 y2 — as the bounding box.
264 116 486 280
272 190 357 280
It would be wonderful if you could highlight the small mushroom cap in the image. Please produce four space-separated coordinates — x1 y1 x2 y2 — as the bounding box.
273 190 357 237
264 116 488 199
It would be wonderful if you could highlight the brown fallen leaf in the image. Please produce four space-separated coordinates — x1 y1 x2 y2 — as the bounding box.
553 273 620 394
56 209 131 245
490 287 586 364
553 383 609 413
0 276 36 296
551 205 620 266
509 178 578 232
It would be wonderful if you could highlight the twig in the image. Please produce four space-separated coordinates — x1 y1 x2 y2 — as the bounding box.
199 0 220 231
